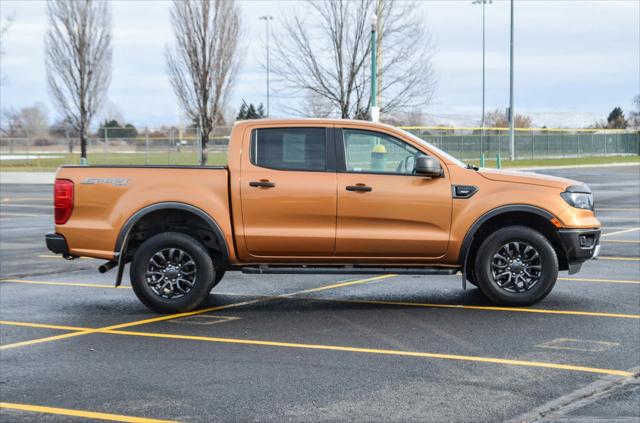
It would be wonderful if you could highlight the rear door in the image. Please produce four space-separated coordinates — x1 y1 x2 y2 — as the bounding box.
240 126 337 257
335 128 452 259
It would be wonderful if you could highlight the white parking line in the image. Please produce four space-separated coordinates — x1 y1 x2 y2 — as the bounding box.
0 212 44 218
0 204 53 209
600 228 639 237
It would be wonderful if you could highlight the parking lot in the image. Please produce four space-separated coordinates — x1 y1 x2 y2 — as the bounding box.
1 165 638 422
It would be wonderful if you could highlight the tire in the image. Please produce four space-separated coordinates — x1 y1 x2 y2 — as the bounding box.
130 232 214 313
474 226 558 306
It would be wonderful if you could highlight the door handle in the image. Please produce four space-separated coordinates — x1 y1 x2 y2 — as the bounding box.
346 185 372 192
249 180 276 188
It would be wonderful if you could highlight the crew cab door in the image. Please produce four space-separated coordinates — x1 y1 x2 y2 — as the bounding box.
240 126 337 257
335 128 452 259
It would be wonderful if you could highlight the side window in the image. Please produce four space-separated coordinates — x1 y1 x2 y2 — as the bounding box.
251 127 327 171
343 129 423 175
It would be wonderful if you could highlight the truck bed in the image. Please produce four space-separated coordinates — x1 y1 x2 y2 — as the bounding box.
55 165 232 260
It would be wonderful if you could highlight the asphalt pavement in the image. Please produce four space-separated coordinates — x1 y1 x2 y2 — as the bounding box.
0 165 638 422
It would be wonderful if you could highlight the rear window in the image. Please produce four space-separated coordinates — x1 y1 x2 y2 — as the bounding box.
251 128 327 171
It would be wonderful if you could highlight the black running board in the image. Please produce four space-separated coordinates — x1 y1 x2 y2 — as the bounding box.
241 266 458 275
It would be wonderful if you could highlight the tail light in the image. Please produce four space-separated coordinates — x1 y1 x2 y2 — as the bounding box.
54 179 74 224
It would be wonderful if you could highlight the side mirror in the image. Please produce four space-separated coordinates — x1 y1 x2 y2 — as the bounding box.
415 156 442 177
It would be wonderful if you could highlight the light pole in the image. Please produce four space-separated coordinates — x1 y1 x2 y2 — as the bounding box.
472 0 491 161
508 0 515 160
370 14 379 123
259 15 273 117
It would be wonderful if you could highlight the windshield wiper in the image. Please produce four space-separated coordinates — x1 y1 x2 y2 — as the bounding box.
466 163 479 171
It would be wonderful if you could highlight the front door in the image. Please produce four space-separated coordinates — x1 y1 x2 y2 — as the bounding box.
240 126 337 257
336 128 452 259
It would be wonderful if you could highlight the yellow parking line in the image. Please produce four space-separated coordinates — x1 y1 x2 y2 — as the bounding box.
297 297 640 319
1 279 129 289
105 329 633 377
0 275 396 350
95 273 395 331
558 277 640 284
598 256 640 261
0 402 177 423
293 274 398 294
600 240 640 244
601 228 639 237
0 330 100 350
0 319 634 376
0 320 90 331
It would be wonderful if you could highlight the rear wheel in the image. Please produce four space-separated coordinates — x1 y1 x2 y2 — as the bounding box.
130 232 214 313
474 226 558 306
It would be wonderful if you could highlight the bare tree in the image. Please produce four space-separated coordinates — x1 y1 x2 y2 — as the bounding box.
0 108 20 137
272 0 435 119
298 91 334 118
166 0 242 165
45 0 112 163
18 103 50 140
485 108 532 130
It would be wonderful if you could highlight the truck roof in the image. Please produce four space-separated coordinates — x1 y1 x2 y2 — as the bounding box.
232 118 397 131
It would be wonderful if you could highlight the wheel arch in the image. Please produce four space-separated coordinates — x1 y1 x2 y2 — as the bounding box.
460 205 568 278
114 202 229 286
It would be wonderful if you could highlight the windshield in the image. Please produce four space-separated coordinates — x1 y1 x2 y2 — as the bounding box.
398 128 468 168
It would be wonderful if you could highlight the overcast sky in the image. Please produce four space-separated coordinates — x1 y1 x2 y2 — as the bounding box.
1 0 638 127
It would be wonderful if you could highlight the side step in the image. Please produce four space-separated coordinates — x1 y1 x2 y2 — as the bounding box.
241 266 458 275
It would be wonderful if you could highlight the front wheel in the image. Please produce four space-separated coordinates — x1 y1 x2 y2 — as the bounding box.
474 226 558 306
130 232 214 313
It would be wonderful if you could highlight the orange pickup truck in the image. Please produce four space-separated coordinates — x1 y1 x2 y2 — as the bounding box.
46 119 601 313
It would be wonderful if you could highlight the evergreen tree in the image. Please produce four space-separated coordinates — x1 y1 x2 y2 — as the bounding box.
237 103 248 120
122 123 138 138
607 107 628 129
237 102 266 120
97 119 120 138
246 104 257 119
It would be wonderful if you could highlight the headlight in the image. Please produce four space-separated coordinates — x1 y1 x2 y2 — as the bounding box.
561 191 593 211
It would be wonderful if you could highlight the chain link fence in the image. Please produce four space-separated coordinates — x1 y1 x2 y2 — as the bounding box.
1 125 638 170
0 126 232 169
402 127 639 161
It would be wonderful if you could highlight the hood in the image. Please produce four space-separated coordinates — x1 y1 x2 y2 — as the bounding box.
478 168 580 190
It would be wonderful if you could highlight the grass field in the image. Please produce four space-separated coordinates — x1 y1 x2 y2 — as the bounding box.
0 152 638 172
469 155 640 168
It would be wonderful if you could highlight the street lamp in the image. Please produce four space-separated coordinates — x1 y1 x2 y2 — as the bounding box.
259 15 273 117
472 0 491 160
370 14 379 123
508 0 515 160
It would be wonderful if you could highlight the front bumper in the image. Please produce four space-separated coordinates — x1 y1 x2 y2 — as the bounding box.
557 228 601 274
45 233 70 255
